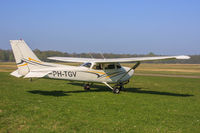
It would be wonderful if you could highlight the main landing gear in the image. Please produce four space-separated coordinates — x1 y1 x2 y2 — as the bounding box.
83 83 92 91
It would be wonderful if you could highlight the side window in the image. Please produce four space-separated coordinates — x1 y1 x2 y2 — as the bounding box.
105 64 115 69
93 64 103 70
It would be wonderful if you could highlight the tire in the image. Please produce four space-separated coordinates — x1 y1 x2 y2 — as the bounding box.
84 84 90 91
113 87 120 94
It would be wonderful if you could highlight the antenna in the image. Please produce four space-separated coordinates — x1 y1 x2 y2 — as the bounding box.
89 53 94 59
100 53 105 59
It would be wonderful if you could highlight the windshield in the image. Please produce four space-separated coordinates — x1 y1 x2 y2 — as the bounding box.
81 62 92 68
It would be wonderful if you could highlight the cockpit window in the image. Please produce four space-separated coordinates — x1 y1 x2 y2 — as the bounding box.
93 64 103 70
81 62 92 68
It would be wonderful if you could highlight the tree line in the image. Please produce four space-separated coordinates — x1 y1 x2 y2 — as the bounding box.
0 49 199 64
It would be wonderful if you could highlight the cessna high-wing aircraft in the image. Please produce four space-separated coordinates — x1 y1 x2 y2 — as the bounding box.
10 40 190 94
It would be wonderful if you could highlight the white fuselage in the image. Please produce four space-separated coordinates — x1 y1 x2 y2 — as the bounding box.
44 65 134 84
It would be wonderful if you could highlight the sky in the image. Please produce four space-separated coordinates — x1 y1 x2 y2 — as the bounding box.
0 0 200 55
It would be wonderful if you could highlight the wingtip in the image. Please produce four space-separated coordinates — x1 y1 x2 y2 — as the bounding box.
176 55 191 60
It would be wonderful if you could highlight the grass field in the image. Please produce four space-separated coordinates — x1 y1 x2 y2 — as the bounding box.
0 63 200 132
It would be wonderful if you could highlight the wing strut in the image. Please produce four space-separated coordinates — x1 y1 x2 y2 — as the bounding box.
117 61 140 83
103 82 114 90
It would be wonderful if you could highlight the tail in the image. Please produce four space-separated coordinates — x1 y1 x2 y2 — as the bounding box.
10 40 45 76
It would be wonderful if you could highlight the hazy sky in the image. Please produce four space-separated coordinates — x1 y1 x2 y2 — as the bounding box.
0 0 200 55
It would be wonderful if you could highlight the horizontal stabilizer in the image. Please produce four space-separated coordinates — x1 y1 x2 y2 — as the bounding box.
24 71 50 78
10 69 23 78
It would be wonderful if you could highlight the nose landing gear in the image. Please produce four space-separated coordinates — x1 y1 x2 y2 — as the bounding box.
113 84 124 94
103 81 128 94
113 86 120 94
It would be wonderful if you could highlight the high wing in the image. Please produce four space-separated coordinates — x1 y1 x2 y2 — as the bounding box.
48 55 190 63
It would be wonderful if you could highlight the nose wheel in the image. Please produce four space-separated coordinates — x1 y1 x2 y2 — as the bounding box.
103 82 125 94
113 86 120 94
112 85 123 94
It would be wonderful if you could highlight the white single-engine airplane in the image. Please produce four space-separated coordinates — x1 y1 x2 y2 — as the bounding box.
10 40 190 94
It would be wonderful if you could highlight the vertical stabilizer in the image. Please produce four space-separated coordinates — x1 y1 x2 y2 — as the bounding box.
10 40 42 75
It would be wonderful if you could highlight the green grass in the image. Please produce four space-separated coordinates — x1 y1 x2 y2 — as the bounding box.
0 72 200 133
135 70 200 77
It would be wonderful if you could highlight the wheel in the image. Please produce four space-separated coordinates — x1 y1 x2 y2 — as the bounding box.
113 86 120 94
84 84 90 91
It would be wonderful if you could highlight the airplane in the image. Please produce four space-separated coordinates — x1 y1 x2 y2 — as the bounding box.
10 40 190 94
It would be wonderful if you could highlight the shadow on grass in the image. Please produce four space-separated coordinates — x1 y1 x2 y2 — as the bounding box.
28 90 69 96
27 82 193 97
27 83 110 97
123 88 193 97
69 82 193 97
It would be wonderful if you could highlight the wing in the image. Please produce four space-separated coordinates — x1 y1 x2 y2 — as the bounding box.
48 57 96 63
48 55 190 63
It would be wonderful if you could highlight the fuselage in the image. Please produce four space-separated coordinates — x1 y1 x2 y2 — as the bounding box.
44 64 134 84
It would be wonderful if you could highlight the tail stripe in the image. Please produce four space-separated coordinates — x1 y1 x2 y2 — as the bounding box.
17 63 28 67
22 58 54 67
28 57 41 63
